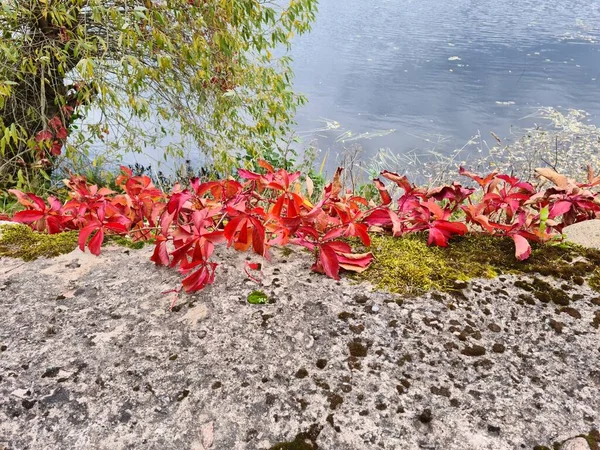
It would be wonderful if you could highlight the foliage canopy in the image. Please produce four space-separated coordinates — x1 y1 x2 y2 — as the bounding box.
0 0 317 188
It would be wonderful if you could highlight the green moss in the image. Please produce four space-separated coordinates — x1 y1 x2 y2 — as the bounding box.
269 438 315 450
589 269 600 292
583 429 600 450
269 425 322 450
279 245 295 257
354 234 463 295
355 233 600 296
522 278 572 306
354 233 498 295
104 234 149 249
0 224 77 261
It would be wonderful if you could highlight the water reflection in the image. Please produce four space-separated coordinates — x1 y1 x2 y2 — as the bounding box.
291 0 600 172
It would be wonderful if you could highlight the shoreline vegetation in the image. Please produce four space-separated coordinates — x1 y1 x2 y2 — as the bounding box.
1 105 598 209
2 106 600 304
1 146 599 294
1 104 599 305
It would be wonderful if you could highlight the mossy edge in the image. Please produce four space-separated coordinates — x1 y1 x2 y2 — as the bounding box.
0 224 78 261
354 233 600 296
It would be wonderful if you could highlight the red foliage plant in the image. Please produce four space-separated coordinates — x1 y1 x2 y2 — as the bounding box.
7 162 600 294
34 106 75 160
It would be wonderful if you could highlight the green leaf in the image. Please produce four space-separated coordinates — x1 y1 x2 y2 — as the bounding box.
539 205 550 234
39 169 51 181
247 290 269 304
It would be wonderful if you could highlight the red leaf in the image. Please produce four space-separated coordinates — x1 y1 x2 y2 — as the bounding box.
160 212 175 236
287 171 302 186
434 220 468 236
288 193 304 217
151 237 170 266
549 200 572 218
244 261 262 283
166 191 191 214
427 183 474 203
363 208 392 226
48 196 63 212
55 126 68 140
50 141 63 156
193 239 215 262
119 166 133 177
325 167 343 198
46 216 63 234
224 216 244 243
11 210 44 223
461 204 496 233
427 221 468 247
8 189 34 207
258 159 275 173
323 227 345 242
35 130 53 142
271 195 286 217
337 252 373 272
104 222 128 234
325 241 352 253
88 228 104 256
364 208 402 235
223 180 243 199
296 225 320 240
97 187 115 197
380 170 413 192
203 230 226 244
181 263 216 292
235 221 251 250
170 240 194 268
423 200 446 220
78 224 99 252
319 243 340 280
237 168 262 180
27 193 47 211
496 174 519 186
458 167 499 188
373 178 392 205
512 234 531 261
389 210 403 236
251 218 266 256
345 223 371 246
427 227 448 247
48 116 62 130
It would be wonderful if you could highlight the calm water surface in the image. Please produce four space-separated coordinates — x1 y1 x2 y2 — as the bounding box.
289 0 600 168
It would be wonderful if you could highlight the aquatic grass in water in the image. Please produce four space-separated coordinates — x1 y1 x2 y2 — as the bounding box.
335 107 600 190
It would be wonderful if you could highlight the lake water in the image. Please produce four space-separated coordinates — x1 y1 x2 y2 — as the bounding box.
289 0 600 172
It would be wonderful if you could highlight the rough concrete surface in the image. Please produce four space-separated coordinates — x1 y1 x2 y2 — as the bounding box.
564 220 600 250
0 243 599 450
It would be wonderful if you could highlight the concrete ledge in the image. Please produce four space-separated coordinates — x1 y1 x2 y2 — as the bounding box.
0 246 598 449
564 220 600 250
